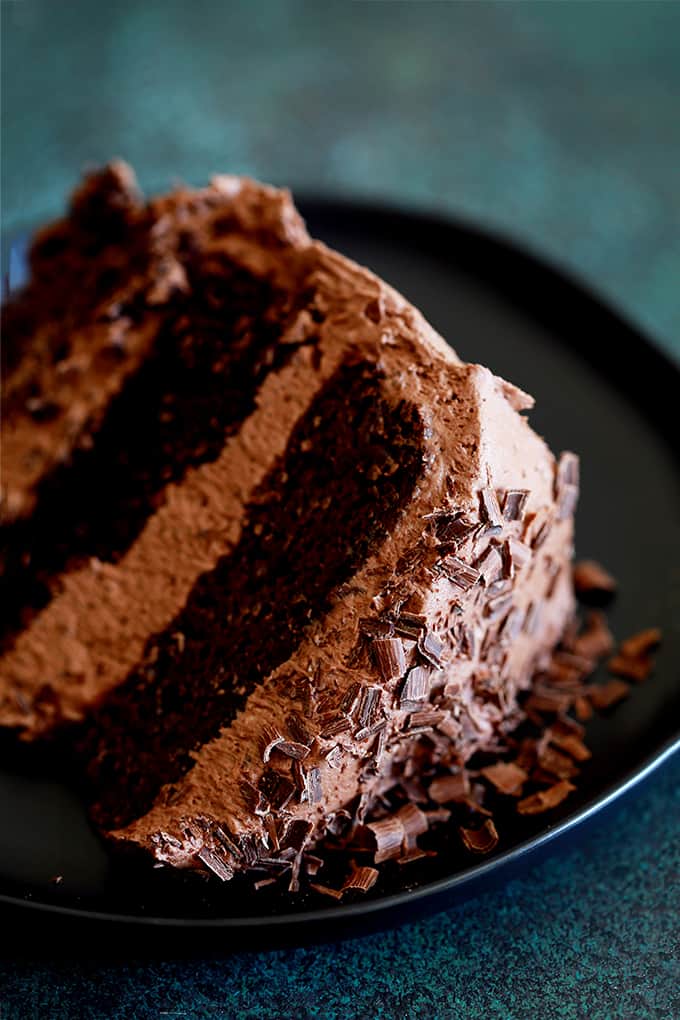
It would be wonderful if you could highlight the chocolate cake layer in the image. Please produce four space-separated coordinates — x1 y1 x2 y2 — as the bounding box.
0 165 579 886
85 361 426 828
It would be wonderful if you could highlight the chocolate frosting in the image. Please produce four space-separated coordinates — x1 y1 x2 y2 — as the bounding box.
0 165 578 883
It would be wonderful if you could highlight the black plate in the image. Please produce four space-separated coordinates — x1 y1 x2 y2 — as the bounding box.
1 198 679 950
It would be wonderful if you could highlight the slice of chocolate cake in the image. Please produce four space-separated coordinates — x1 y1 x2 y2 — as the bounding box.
0 164 578 884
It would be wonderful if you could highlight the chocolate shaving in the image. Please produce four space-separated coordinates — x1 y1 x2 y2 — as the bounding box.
303 767 322 804
525 688 573 714
607 655 652 683
480 761 527 795
263 814 280 851
236 833 257 866
439 555 481 592
304 854 323 876
407 709 445 729
310 883 344 900
275 739 310 760
573 559 617 601
324 745 343 769
340 682 363 716
356 686 382 728
397 848 430 865
548 730 591 762
572 611 614 659
395 802 429 842
259 770 296 811
502 489 529 521
557 484 579 521
499 607 524 643
254 877 277 891
261 726 284 762
320 715 352 739
342 865 379 893
359 616 395 639
476 545 504 584
196 847 234 882
479 487 503 527
556 451 580 489
417 630 444 669
435 513 477 547
574 695 593 721
281 819 313 852
355 719 387 742
619 627 661 659
484 592 513 622
372 638 407 681
507 537 531 573
524 601 541 636
517 780 575 815
400 666 431 706
429 771 470 804
537 745 579 780
588 679 630 710
459 818 499 854
393 612 426 640
367 815 405 863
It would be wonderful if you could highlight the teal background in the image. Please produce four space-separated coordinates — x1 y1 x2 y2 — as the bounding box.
1 1 679 1017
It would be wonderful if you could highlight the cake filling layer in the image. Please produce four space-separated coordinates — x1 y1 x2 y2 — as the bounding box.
2 256 301 644
84 362 426 828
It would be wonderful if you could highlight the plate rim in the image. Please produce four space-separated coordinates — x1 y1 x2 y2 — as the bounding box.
1 194 679 931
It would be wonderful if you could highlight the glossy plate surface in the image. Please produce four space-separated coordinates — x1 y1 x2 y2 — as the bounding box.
1 199 678 947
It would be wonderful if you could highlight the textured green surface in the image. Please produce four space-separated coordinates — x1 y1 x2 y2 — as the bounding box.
1 2 679 1016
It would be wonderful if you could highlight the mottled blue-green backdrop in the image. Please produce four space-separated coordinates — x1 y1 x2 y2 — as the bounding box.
2 2 679 1017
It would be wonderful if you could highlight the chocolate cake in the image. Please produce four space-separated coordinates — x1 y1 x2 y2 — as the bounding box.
0 164 580 886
